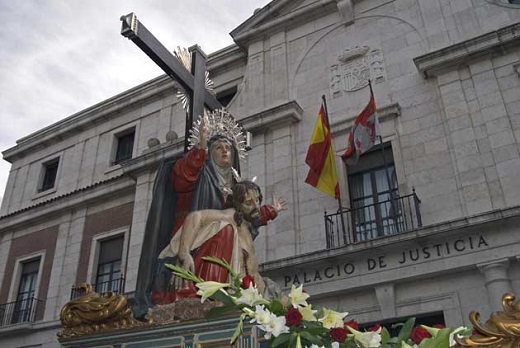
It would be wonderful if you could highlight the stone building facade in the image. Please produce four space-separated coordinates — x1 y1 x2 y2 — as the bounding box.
1 0 520 347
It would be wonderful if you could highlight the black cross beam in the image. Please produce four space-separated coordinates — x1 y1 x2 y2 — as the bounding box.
120 13 223 152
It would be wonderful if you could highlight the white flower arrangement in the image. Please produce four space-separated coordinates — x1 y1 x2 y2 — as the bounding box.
167 257 471 347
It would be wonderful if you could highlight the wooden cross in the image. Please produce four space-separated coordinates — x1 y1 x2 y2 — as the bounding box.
120 13 223 152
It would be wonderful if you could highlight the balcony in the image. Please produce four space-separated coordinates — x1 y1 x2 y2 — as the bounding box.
324 190 422 248
0 297 42 327
70 277 125 300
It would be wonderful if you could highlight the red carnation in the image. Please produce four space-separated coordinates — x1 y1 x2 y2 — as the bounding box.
285 308 303 326
410 325 431 344
240 275 255 289
369 323 381 332
344 320 359 332
433 324 445 329
329 327 348 343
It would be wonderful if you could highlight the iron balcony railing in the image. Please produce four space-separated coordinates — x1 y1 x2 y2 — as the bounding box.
325 190 422 248
0 297 42 327
70 277 125 300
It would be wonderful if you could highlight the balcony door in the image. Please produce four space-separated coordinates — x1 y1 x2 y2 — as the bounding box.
12 258 40 324
347 145 401 242
95 235 124 294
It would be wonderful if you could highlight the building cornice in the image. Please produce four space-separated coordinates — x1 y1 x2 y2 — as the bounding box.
206 44 247 74
2 76 177 163
260 204 520 273
414 21 520 78
240 100 303 134
0 175 135 232
230 0 337 49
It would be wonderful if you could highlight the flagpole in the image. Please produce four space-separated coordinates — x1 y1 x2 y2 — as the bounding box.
321 94 347 244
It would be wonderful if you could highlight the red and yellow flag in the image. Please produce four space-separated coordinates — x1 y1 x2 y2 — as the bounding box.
341 83 378 165
305 103 340 198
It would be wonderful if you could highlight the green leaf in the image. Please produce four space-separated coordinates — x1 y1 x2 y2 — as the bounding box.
165 263 203 283
268 300 286 316
230 315 244 344
302 320 323 330
380 327 391 347
271 333 292 348
201 256 237 278
209 289 235 306
288 332 298 347
418 328 452 348
300 330 325 346
307 327 329 336
205 305 240 319
397 318 416 343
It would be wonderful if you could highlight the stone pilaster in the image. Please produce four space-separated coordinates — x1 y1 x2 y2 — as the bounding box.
478 258 512 312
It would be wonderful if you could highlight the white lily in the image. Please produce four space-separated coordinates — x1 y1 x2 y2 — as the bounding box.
347 326 382 347
195 281 229 303
236 284 269 306
289 284 310 308
299 304 318 321
449 326 468 346
251 305 272 325
261 314 289 339
319 308 349 329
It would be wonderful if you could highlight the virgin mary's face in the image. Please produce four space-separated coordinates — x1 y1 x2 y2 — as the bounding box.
211 140 233 167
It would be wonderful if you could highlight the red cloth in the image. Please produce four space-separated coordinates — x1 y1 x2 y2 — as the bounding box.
157 205 279 302
170 147 207 235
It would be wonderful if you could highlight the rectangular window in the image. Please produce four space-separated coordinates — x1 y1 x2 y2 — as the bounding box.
113 129 135 165
95 235 124 294
12 258 40 324
39 158 59 192
348 145 401 242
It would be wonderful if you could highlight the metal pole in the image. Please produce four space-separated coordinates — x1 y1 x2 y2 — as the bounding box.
321 95 347 245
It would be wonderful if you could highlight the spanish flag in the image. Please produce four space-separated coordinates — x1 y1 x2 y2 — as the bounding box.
305 103 340 198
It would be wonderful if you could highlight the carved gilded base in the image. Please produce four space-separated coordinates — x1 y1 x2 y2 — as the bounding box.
146 298 223 324
58 284 144 338
454 293 520 347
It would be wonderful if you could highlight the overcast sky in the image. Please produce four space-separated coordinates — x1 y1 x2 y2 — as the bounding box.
0 0 271 205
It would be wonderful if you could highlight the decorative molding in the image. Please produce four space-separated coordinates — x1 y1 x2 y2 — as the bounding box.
331 46 385 97
414 21 520 78
454 293 520 347
58 283 144 338
514 63 520 78
231 0 337 48
338 46 370 62
336 0 354 25
239 100 303 134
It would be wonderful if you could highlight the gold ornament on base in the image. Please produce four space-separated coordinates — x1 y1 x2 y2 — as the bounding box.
58 283 143 338
455 293 520 347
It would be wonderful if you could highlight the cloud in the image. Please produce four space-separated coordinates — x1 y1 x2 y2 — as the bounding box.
0 0 270 206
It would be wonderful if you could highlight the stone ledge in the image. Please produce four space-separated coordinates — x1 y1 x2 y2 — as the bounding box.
260 204 520 272
231 0 337 48
414 21 520 78
240 100 303 134
121 138 185 179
